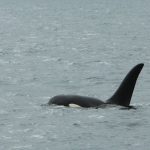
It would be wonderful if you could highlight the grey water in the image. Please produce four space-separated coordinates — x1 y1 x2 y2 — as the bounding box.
0 0 150 149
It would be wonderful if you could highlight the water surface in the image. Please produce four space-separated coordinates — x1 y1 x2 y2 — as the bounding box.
0 0 150 150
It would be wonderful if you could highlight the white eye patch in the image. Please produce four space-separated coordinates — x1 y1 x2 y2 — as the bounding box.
69 103 81 108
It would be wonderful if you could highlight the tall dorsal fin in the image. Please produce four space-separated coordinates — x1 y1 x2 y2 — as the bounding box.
106 63 144 107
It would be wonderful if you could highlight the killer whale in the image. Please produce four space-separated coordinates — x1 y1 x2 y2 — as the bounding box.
48 63 144 108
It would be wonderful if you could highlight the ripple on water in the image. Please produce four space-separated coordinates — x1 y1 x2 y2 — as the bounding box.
12 145 32 150
88 114 104 119
30 134 44 139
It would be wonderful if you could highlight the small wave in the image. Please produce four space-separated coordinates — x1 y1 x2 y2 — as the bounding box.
0 136 12 140
42 57 62 62
86 60 111 65
88 115 104 119
0 59 9 64
12 145 32 149
30 134 44 139
86 76 102 80
130 103 150 108
118 103 150 110
73 121 81 127
0 110 9 115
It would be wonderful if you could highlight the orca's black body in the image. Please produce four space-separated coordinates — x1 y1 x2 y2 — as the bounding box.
48 63 144 108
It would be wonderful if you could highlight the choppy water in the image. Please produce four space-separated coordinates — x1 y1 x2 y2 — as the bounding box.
0 0 150 150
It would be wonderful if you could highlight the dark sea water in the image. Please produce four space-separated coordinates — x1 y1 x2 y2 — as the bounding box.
0 0 150 149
